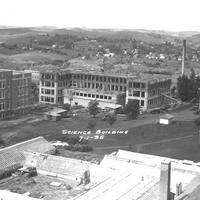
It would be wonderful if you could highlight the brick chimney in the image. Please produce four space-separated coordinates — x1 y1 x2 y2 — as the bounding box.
159 161 171 200
181 40 186 75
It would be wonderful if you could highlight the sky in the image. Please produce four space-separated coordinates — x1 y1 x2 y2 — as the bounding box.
0 0 200 31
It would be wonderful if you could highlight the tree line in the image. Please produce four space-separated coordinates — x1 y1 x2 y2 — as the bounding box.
177 69 200 102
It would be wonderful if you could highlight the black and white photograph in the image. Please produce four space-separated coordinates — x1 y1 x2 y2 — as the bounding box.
0 0 200 199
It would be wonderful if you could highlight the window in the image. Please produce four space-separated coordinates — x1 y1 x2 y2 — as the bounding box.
128 89 132 96
0 102 5 110
92 94 95 98
141 92 145 98
45 89 51 94
84 93 87 97
141 100 144 107
141 83 145 89
133 91 140 97
96 95 99 99
41 88 44 94
76 92 79 96
88 94 91 97
0 81 5 89
51 98 54 103
80 93 83 96
100 95 103 99
58 90 63 95
0 91 5 99
52 90 55 95
133 82 140 88
108 96 112 100
45 81 51 87
104 96 107 99
99 84 102 89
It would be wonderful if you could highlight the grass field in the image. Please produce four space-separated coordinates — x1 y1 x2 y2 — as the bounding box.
1 108 200 162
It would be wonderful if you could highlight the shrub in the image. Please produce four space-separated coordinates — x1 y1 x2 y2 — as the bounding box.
87 119 96 130
106 114 117 125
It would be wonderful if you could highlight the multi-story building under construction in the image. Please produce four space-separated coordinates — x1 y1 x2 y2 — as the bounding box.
39 67 172 111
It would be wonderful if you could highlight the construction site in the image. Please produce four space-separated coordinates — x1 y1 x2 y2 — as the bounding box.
0 136 200 200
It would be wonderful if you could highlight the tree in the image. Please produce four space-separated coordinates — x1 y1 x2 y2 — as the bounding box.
88 100 100 118
177 75 193 102
87 119 96 130
177 69 198 102
116 93 126 107
106 114 117 125
124 100 140 120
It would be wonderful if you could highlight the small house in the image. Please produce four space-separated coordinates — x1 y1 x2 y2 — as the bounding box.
159 114 174 125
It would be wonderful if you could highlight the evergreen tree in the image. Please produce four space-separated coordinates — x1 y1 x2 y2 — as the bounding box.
177 75 192 101
124 100 140 120
88 100 100 118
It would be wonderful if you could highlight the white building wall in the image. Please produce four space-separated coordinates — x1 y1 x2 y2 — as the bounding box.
64 96 119 109
126 90 148 111
159 119 169 125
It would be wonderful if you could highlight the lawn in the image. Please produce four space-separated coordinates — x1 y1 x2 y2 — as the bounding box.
1 111 200 162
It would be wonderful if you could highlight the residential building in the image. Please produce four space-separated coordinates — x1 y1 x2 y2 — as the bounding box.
0 69 33 120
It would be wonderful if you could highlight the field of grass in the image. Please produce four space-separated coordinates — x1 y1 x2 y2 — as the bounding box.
1 109 200 161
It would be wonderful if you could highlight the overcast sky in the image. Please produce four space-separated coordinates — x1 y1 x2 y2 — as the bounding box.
0 0 200 31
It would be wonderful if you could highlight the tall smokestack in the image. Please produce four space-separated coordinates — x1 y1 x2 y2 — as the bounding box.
159 161 171 200
181 40 186 75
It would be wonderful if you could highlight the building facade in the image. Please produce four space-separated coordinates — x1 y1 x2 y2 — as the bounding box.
39 69 71 105
0 69 33 120
39 69 172 111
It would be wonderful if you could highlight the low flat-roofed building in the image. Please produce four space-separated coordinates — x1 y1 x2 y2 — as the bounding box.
74 150 200 200
64 88 122 110
159 114 174 125
44 107 68 121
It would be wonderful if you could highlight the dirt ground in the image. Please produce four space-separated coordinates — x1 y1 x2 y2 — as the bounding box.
0 173 84 200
